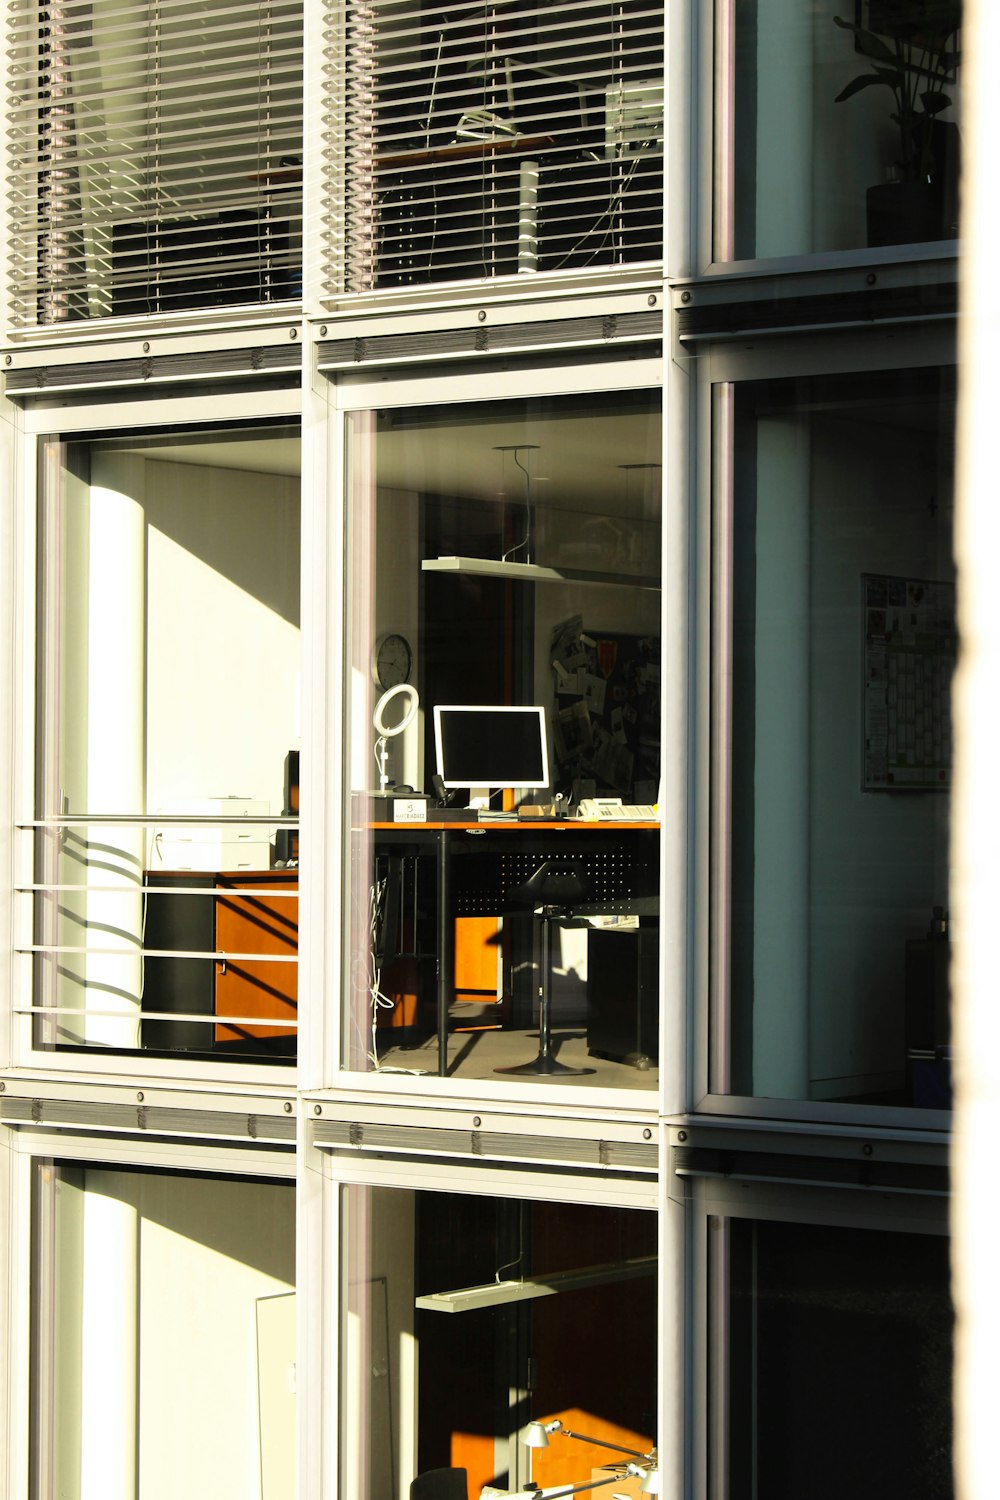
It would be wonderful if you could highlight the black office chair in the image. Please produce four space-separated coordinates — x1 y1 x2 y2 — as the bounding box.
495 859 596 1077
409 1467 469 1500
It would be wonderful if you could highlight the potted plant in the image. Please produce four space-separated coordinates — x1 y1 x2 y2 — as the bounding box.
834 0 961 245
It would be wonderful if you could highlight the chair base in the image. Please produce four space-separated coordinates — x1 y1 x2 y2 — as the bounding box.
495 1054 595 1077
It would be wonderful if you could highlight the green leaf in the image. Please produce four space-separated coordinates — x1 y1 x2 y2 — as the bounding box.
835 72 900 104
920 89 951 116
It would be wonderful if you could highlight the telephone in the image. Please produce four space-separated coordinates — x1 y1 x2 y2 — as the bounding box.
577 797 658 821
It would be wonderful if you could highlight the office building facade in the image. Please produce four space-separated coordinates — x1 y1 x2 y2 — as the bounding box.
0 1 959 1496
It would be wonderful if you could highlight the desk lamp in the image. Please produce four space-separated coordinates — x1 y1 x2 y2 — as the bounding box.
499 1463 658 1499
373 683 419 793
523 1419 656 1467
521 1422 660 1497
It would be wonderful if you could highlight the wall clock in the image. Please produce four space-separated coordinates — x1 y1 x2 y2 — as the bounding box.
373 631 413 690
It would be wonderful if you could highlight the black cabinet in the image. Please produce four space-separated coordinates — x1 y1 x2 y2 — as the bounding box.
141 874 215 1051
587 925 658 1068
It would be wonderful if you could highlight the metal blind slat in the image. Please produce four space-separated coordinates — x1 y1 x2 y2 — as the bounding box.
333 0 663 296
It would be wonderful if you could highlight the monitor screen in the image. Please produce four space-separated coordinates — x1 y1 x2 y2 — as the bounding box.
433 705 550 791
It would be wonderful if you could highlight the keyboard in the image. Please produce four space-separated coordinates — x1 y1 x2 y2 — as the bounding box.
577 803 658 822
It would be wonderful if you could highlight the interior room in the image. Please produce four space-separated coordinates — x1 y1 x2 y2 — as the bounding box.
347 0 663 290
33 423 301 1060
28 0 303 322
32 1163 296 1500
722 366 955 1108
722 1218 952 1499
345 390 662 1088
727 0 961 260
342 1185 657 1500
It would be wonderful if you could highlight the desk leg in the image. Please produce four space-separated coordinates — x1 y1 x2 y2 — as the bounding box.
437 829 452 1077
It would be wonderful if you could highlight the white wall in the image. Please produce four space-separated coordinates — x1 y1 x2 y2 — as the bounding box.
41 446 300 1037
342 1187 417 1498
744 403 953 1100
371 486 423 792
143 456 300 819
806 411 952 1096
136 1174 296 1500
48 1168 296 1500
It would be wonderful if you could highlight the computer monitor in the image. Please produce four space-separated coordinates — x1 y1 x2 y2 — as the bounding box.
433 705 550 810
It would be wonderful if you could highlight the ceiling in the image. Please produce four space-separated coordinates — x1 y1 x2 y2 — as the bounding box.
374 409 662 517
114 411 662 518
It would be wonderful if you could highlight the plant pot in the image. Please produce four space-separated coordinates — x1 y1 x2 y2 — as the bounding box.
866 119 961 247
866 180 949 248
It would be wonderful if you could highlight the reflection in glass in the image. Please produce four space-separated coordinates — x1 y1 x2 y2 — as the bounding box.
718 1219 952 1499
31 1164 295 1499
345 392 662 1088
717 368 955 1106
723 0 961 261
33 425 301 1059
342 1187 657 1498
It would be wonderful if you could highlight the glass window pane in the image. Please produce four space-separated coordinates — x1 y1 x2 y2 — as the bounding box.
716 367 955 1107
8 0 303 326
345 390 661 1088
722 1 961 261
343 0 663 292
342 1186 658 1498
716 1218 952 1499
34 424 301 1060
31 1163 296 1498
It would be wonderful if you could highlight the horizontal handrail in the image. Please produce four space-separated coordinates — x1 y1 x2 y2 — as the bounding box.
18 814 299 827
15 1004 296 1028
20 946 297 962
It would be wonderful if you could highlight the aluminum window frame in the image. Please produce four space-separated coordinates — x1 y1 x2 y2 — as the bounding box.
322 1142 663 1500
327 351 678 1115
681 1152 949 1500
2 1123 297 1500
323 0 668 307
700 0 963 279
9 383 309 1089
693 323 958 1131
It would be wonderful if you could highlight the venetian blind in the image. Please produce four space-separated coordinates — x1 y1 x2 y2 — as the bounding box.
6 0 303 326
339 0 664 293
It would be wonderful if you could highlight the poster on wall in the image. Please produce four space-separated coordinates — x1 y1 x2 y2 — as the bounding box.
862 573 956 791
550 617 660 801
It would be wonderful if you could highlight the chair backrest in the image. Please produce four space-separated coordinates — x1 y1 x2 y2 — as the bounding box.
510 858 590 910
409 1467 469 1500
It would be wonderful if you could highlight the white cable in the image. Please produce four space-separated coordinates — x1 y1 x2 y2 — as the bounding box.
367 875 428 1075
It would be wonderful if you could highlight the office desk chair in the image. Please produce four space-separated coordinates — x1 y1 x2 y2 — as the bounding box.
410 1466 469 1500
495 859 595 1077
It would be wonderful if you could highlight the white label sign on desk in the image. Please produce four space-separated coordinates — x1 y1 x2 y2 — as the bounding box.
393 798 428 823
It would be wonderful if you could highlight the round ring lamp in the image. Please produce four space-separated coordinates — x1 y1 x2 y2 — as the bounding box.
373 683 419 792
